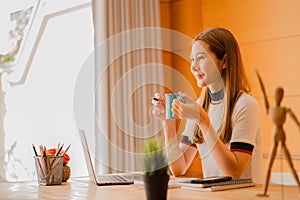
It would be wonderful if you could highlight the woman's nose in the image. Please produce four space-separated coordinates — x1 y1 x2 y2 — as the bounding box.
191 62 199 71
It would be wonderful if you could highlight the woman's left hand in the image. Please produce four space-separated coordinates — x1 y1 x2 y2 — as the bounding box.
171 91 201 122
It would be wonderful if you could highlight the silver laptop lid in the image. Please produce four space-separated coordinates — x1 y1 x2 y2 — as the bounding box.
78 129 134 186
78 129 98 184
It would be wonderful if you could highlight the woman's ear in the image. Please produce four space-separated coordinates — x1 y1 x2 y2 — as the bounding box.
222 63 227 69
222 54 227 69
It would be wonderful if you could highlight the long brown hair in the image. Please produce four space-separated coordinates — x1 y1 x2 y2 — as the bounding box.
191 27 251 144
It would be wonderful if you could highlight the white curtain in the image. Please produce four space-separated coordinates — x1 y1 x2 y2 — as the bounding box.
92 0 164 173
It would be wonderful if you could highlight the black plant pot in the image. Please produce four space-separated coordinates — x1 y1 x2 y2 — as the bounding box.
143 175 170 200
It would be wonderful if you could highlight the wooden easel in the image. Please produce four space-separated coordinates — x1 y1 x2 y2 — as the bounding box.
255 70 300 197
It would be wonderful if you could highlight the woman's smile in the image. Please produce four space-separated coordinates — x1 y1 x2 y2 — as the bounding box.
195 73 204 80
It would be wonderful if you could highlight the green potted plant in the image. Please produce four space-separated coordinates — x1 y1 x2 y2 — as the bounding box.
142 138 170 200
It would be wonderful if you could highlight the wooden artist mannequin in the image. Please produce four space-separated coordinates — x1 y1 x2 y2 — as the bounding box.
256 70 300 197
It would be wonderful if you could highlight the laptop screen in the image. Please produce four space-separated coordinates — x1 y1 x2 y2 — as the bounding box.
78 129 98 184
78 129 135 185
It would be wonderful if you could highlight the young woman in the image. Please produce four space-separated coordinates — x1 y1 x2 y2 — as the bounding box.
152 27 262 183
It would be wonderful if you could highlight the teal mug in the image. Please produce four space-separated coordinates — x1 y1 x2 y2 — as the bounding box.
165 93 186 119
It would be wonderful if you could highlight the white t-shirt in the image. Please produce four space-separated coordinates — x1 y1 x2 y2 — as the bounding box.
180 93 263 183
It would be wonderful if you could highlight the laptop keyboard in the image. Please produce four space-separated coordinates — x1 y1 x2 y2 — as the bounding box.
97 175 129 183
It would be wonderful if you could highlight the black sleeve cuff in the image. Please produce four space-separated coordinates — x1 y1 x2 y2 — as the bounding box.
180 135 197 148
230 142 254 155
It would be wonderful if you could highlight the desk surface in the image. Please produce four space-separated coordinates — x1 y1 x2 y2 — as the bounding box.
0 177 298 200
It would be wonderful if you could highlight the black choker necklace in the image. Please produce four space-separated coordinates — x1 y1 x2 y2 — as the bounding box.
208 88 225 101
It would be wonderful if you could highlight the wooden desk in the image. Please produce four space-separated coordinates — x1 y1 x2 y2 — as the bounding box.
0 177 298 200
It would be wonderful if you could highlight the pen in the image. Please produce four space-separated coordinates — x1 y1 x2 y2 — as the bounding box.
63 144 71 156
51 144 64 168
32 144 38 156
152 97 163 102
33 144 46 180
39 145 44 157
57 142 60 151
56 144 64 156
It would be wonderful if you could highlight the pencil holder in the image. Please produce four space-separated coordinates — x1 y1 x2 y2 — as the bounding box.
34 155 64 185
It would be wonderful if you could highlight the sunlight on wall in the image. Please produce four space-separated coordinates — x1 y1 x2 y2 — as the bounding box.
4 3 93 181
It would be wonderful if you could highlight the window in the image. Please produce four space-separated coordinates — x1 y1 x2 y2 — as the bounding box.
1 0 93 181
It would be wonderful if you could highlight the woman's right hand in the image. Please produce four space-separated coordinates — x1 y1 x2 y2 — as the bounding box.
151 93 166 121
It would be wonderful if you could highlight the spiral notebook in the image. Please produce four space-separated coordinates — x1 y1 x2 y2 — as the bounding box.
178 178 255 192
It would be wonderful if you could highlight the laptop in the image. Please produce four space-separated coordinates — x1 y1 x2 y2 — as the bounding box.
78 129 134 186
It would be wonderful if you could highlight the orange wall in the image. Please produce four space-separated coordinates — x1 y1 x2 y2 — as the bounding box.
160 0 202 96
160 0 300 172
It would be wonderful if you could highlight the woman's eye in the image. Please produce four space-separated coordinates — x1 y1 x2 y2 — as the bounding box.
196 55 204 60
190 55 204 63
